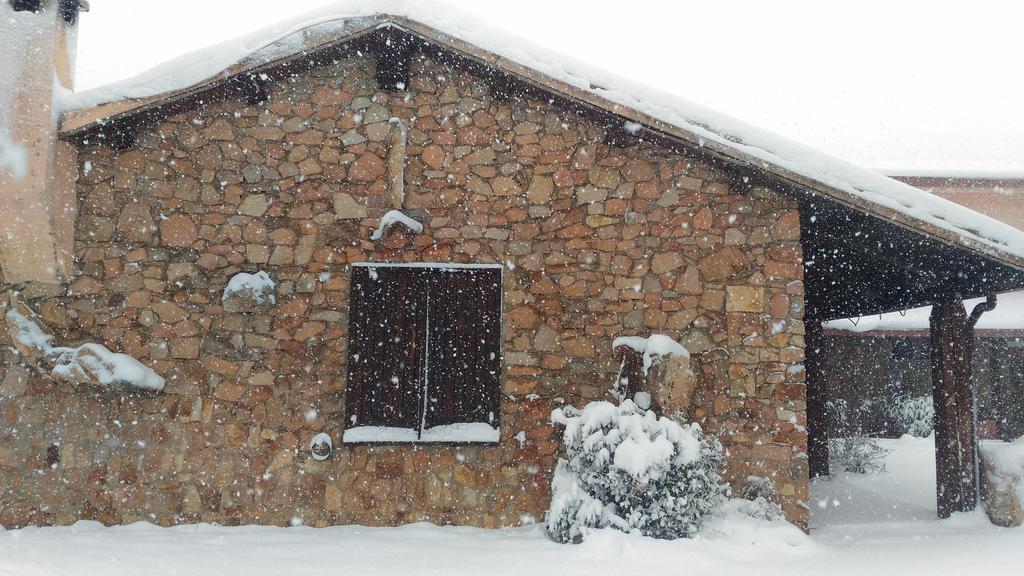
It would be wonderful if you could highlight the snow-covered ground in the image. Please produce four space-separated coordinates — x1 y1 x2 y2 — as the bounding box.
1 437 1021 576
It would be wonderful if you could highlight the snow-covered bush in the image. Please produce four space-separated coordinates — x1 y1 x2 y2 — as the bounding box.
547 400 723 542
887 394 933 437
736 476 784 521
826 398 890 474
829 437 890 474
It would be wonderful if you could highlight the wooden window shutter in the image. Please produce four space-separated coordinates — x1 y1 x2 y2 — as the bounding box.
346 266 426 430
422 268 502 430
345 264 502 442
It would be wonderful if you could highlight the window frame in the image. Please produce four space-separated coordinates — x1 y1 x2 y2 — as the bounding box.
343 262 503 445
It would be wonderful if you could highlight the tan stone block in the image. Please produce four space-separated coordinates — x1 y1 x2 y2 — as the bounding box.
348 153 386 181
152 301 188 324
203 119 234 141
562 336 595 358
726 286 764 313
159 214 197 248
170 337 201 359
651 251 685 274
773 210 801 241
508 305 540 328
333 192 367 219
268 246 294 266
238 194 270 217
698 246 750 281
674 265 702 294
574 185 606 204
421 144 445 170
585 215 617 228
492 176 521 196
622 158 655 182
526 175 553 203
117 203 157 242
533 325 560 352
214 381 246 402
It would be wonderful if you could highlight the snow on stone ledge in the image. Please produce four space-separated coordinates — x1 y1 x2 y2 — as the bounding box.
6 306 55 351
370 210 423 241
222 271 276 305
613 334 689 376
342 423 499 443
50 344 166 392
5 308 165 392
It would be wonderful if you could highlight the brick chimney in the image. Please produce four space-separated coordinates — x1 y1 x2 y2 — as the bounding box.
0 0 87 283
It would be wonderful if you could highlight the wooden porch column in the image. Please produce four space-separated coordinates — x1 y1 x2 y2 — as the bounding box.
929 295 996 518
805 320 829 477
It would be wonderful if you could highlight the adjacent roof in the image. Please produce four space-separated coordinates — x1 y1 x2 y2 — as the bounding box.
824 290 1024 334
56 1 1024 305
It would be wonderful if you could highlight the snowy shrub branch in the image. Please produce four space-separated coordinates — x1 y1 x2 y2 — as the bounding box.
546 400 723 542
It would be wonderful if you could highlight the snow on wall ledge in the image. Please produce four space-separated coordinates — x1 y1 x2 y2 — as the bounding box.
222 271 276 305
5 306 165 392
56 0 1024 262
370 210 423 241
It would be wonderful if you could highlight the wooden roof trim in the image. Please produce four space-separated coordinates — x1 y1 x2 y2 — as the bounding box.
59 16 387 134
822 328 1024 338
58 15 1024 273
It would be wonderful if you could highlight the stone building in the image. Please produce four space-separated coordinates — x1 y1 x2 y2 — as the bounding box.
3 1 1024 531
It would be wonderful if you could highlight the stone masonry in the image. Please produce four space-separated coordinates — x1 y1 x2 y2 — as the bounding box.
0 51 808 529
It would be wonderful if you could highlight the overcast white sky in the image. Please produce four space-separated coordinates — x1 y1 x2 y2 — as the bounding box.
74 0 1024 175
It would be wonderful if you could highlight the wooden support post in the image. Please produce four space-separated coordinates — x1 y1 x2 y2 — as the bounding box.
930 295 995 518
805 320 829 478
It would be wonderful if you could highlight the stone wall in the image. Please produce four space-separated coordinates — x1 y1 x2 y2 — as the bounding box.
0 52 808 529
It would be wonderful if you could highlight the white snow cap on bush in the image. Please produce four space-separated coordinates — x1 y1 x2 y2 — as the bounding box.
547 400 722 542
612 334 688 376
222 271 276 304
5 308 165 392
370 210 423 241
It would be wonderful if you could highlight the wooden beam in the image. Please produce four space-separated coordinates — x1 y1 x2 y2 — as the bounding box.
805 320 830 477
374 28 413 91
387 118 407 209
234 73 268 105
929 298 992 518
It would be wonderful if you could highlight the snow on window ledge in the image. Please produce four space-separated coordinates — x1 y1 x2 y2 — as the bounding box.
342 423 500 444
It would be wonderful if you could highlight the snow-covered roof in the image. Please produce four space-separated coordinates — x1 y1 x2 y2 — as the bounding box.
57 0 1024 270
824 290 1024 333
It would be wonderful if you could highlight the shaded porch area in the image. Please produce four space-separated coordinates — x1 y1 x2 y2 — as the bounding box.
797 188 1024 519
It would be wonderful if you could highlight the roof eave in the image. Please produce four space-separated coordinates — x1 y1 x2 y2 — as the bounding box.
57 15 1024 274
